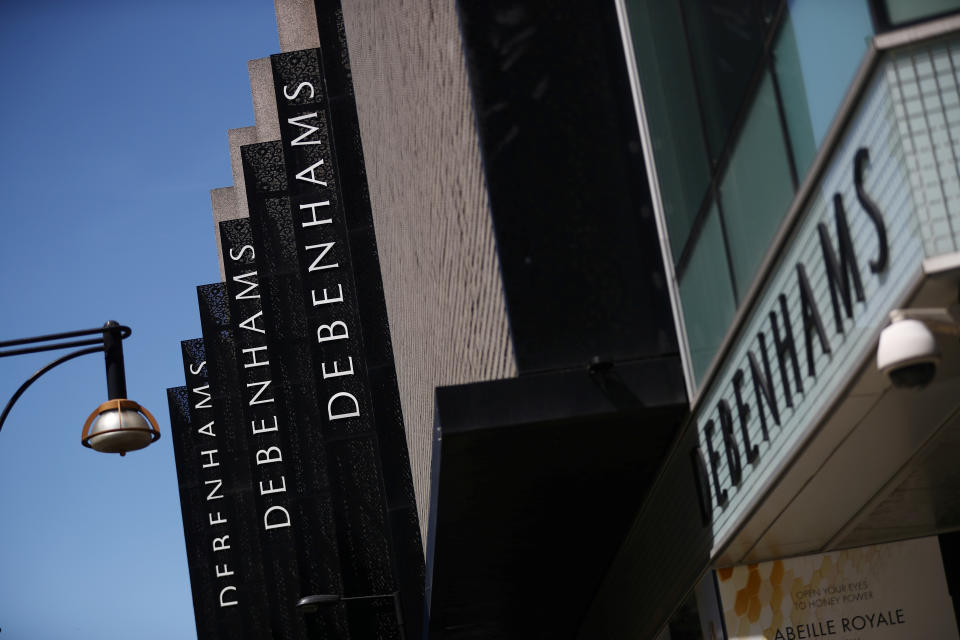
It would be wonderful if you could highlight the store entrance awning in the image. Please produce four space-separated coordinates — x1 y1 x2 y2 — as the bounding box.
424 357 688 639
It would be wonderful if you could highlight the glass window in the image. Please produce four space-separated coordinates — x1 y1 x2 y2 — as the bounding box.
620 1 876 385
719 73 796 296
775 0 874 178
772 14 818 179
680 0 775 157
679 204 737 383
883 0 960 26
625 0 711 257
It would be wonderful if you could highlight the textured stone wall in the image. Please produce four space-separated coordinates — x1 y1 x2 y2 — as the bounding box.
339 0 517 533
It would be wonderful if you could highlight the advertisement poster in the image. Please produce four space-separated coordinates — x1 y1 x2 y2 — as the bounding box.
716 537 958 639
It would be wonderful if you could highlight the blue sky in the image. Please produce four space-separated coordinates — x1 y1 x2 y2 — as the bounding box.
0 2 279 637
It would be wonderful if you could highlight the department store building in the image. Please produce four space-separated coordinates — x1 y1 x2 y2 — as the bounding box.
167 1 960 638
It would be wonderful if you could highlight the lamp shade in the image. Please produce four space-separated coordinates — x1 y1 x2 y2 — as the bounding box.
81 399 160 455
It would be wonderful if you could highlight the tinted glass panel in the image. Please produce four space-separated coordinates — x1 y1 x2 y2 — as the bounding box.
680 0 774 157
773 13 818 179
884 0 960 25
776 0 873 179
719 73 795 296
625 0 712 257
679 204 737 383
620 1 875 384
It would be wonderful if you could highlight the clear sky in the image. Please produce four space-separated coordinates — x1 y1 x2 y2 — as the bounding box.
0 2 280 637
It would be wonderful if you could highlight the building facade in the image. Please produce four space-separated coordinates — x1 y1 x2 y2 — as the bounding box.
167 1 960 638
610 1 960 638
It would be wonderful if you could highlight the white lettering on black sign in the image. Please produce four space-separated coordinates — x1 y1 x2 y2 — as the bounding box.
187 359 238 607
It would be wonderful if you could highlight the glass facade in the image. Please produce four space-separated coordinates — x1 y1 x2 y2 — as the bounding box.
624 0 711 257
625 0 876 387
678 204 737 382
882 0 960 26
719 73 796 296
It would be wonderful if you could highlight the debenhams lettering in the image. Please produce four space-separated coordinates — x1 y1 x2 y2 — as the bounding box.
227 245 293 532
188 360 239 608
281 80 363 427
694 148 889 514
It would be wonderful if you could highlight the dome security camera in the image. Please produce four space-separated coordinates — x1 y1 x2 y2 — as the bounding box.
876 306 960 389
877 319 939 389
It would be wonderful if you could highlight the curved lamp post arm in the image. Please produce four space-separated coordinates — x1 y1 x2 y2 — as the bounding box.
0 322 131 434
0 321 159 456
0 345 104 434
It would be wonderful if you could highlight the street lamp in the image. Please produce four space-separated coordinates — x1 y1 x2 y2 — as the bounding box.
0 320 160 455
296 591 405 640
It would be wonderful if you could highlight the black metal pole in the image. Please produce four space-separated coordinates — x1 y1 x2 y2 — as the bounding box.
102 321 127 400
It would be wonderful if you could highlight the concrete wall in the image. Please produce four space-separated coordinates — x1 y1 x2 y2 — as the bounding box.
210 59 280 279
337 0 516 531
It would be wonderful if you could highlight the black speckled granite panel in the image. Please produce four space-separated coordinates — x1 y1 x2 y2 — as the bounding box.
271 44 425 640
196 284 299 639
218 218 347 640
242 129 398 601
168 385 235 640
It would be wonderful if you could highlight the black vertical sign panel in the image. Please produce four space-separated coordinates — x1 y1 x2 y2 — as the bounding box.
241 135 397 639
171 10 421 637
223 150 351 626
240 138 394 627
239 141 371 635
168 384 230 640
199 272 309 639
219 216 349 639
267 46 424 638
243 119 396 608
178 338 272 638
308 10 427 627
196 284 275 639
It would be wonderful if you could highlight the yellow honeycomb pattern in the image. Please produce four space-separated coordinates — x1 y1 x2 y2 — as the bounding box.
716 546 893 639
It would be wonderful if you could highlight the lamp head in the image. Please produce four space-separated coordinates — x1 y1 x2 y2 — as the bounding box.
81 398 160 455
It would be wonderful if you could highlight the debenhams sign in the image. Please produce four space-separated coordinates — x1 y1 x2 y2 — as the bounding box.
692 148 887 522
690 67 927 547
277 76 369 433
172 47 391 636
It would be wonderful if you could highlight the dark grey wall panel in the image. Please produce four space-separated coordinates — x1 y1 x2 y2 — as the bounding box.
578 420 713 639
456 0 678 372
427 358 689 639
